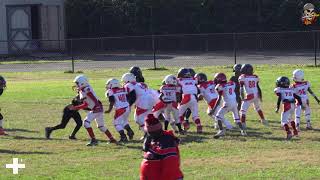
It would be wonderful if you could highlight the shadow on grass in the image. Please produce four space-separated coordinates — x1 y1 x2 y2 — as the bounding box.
0 149 53 155
6 128 39 133
13 135 64 141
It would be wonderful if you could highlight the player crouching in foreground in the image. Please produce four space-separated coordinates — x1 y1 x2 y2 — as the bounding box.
239 64 268 129
195 73 233 130
292 69 320 130
45 90 83 140
213 73 246 138
105 78 134 143
178 68 203 133
274 77 301 140
0 76 7 136
69 75 117 146
153 75 184 134
140 114 183 180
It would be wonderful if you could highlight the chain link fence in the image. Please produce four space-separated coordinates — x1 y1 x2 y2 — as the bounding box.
0 31 319 72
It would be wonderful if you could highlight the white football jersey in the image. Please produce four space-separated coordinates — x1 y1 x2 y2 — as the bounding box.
106 87 129 109
215 81 237 105
198 81 218 103
239 74 260 99
291 81 310 100
274 87 295 103
124 82 149 98
79 85 103 111
178 77 198 95
160 84 180 103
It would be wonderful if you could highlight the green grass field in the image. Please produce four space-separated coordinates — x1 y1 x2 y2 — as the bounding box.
1 65 320 179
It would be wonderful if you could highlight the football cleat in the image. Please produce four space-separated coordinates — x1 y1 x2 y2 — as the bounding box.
127 130 134 140
306 123 313 130
109 139 118 144
213 130 225 139
241 130 247 136
196 125 203 134
0 128 8 136
119 134 128 143
45 127 52 139
69 135 77 140
286 132 293 140
178 130 185 135
261 119 269 126
86 139 99 146
183 121 190 131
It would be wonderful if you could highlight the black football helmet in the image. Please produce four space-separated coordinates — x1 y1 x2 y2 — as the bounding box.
276 76 290 88
233 64 242 73
188 68 196 77
177 68 191 78
129 66 142 77
195 73 207 83
240 64 253 75
0 76 6 96
129 66 144 82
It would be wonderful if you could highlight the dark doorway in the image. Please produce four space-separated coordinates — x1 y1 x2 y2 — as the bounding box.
31 5 40 39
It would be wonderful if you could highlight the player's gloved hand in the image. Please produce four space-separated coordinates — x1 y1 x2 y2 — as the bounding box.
275 108 279 113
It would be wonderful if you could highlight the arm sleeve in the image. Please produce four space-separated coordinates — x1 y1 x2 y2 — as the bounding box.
127 90 136 106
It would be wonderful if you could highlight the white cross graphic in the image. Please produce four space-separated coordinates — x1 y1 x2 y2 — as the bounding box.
6 158 25 174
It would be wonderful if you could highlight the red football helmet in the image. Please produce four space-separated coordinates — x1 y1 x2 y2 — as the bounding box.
214 73 227 84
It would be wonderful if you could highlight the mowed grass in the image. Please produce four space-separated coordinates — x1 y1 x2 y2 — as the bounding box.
1 65 320 179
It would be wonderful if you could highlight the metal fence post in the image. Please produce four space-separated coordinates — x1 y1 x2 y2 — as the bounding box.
233 33 237 64
71 39 75 73
314 31 317 66
152 35 157 69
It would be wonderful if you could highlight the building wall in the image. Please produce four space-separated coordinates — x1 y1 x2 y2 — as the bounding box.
0 0 65 54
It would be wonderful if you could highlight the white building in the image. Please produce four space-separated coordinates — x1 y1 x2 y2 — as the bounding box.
0 0 65 54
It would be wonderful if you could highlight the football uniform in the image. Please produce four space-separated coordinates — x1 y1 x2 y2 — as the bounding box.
291 81 311 126
106 87 130 132
124 82 154 127
274 87 296 126
238 74 263 116
198 81 233 129
178 77 201 124
78 85 108 133
153 84 180 125
215 81 240 123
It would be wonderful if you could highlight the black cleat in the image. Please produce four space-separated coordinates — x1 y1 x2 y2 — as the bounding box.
69 135 77 140
86 139 98 146
45 127 52 139
127 130 134 140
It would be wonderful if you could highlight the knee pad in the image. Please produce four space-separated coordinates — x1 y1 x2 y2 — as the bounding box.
98 125 107 132
83 120 91 128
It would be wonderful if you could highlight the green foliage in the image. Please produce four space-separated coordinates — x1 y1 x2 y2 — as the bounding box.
65 0 320 38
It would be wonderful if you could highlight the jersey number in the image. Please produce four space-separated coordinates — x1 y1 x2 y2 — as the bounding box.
285 92 292 97
228 88 233 95
118 94 126 102
248 81 256 88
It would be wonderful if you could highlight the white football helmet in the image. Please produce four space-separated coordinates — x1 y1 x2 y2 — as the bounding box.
73 75 89 88
293 69 304 82
121 73 136 83
164 74 177 85
106 78 120 89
